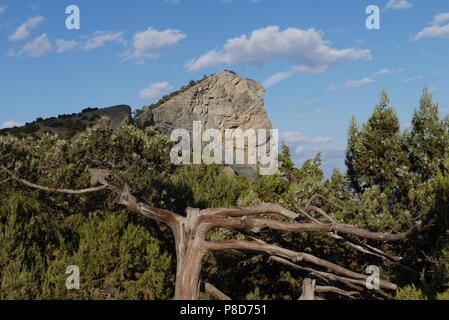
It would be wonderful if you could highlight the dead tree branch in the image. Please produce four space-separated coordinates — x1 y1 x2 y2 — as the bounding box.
201 282 232 300
1 164 434 300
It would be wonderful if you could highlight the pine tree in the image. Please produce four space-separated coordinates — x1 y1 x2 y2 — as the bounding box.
408 86 449 180
345 115 362 193
279 143 300 183
345 88 408 195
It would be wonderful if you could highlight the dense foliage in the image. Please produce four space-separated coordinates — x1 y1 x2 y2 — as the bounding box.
0 87 448 300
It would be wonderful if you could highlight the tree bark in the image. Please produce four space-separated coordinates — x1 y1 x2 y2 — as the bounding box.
299 277 316 300
173 209 209 300
202 283 231 300
3 166 428 300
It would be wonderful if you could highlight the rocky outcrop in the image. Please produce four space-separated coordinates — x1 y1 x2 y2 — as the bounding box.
133 71 274 179
134 71 272 136
1 72 274 179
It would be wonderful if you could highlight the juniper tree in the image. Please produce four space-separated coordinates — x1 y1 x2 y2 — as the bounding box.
345 116 362 194
408 86 449 180
0 120 437 300
345 88 409 198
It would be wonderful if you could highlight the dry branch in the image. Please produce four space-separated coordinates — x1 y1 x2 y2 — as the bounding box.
2 164 433 300
315 286 359 298
204 240 397 290
201 282 232 300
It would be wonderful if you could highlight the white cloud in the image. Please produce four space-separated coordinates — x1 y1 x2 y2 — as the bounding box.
56 39 78 53
1 121 24 129
139 82 174 100
82 31 125 50
415 23 449 40
403 75 422 82
414 12 449 40
386 0 412 10
186 26 371 72
326 84 338 91
372 67 404 77
313 108 326 115
431 12 449 25
262 70 293 88
0 5 7 15
280 132 334 144
329 68 402 91
126 27 186 60
373 68 393 76
9 33 52 58
185 50 223 72
344 77 375 89
55 31 125 53
262 65 330 88
295 146 304 154
164 0 180 4
292 65 329 74
307 98 320 105
23 33 51 57
9 16 44 41
280 131 345 176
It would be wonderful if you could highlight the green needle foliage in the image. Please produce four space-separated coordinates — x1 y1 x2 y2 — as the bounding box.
0 86 448 300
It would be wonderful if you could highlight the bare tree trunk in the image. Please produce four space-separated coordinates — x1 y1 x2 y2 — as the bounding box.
299 277 316 300
174 242 205 299
2 166 415 300
202 282 232 300
173 211 208 300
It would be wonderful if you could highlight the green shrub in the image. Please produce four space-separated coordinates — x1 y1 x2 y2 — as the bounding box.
395 284 428 300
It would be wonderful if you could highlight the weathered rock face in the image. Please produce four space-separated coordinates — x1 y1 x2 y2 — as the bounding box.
134 71 272 135
133 71 274 179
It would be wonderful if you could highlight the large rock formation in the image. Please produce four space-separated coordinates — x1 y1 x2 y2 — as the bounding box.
134 71 272 136
1 71 275 179
133 71 274 179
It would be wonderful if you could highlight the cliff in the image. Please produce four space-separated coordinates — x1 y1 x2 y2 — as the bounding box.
134 71 272 136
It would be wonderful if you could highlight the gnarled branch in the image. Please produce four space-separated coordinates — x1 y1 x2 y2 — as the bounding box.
201 282 232 300
2 163 431 300
204 240 397 291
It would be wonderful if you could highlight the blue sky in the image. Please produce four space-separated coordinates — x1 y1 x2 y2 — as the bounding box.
1 0 448 176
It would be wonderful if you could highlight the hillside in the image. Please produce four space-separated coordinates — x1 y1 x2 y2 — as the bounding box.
0 105 132 139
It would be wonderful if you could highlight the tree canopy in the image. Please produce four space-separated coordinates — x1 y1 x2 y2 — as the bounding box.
1 87 449 300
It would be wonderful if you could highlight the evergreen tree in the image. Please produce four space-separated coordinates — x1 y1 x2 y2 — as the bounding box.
408 86 449 180
345 88 408 195
345 115 362 193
